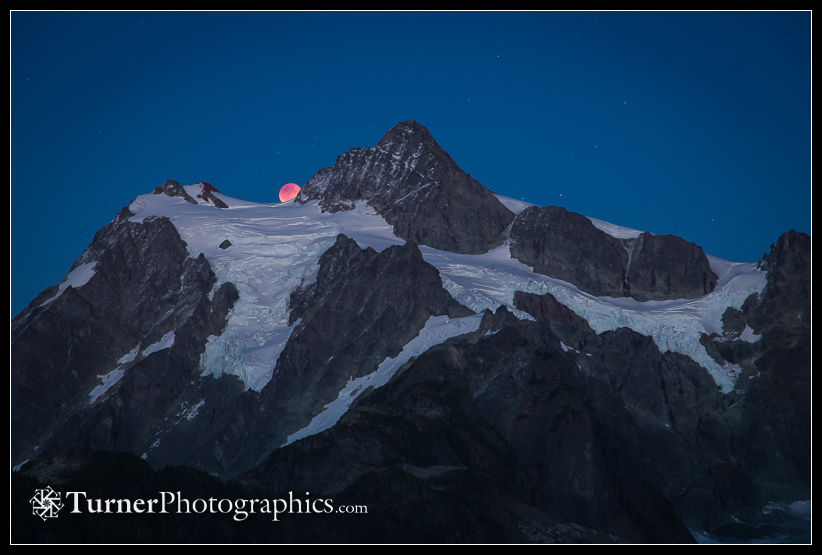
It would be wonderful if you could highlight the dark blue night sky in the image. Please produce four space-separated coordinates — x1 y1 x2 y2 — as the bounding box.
11 11 811 315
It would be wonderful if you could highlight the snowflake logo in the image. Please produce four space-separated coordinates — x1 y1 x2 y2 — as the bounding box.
29 486 64 521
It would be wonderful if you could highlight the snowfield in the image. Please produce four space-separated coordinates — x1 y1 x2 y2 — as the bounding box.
125 187 766 398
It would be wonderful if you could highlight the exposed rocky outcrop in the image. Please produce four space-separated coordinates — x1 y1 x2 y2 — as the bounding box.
152 179 229 208
152 179 197 204
720 306 748 338
263 234 473 448
11 211 238 466
512 290 760 530
298 121 514 253
725 230 811 503
240 305 698 543
195 181 229 208
626 232 718 301
509 206 628 297
691 231 810 490
509 206 718 301
508 230 810 532
127 234 475 478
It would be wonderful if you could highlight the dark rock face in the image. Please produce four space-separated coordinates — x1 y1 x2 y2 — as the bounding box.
626 233 718 301
509 206 628 297
748 230 810 340
726 230 810 503
512 290 759 530
263 234 473 448
13 228 477 481
195 181 229 208
720 306 747 338
584 328 763 529
11 212 238 466
514 289 722 440
152 179 229 208
241 306 697 543
218 239 232 249
131 234 475 478
509 206 718 301
153 179 196 204
298 121 514 254
508 230 808 533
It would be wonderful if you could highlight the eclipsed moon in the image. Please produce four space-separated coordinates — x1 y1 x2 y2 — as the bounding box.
279 183 301 203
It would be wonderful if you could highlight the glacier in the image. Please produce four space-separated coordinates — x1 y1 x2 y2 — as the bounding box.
126 188 766 396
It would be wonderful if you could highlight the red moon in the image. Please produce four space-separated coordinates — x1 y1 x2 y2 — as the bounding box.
278 183 301 203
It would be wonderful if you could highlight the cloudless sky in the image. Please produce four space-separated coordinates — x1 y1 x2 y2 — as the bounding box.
11 10 811 315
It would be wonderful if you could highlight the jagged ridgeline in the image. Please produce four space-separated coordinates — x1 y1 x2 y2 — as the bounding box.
11 122 810 544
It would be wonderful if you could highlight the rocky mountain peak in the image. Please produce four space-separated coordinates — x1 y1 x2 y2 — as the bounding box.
298 121 514 254
193 181 229 208
153 180 229 209
153 179 196 204
375 120 438 156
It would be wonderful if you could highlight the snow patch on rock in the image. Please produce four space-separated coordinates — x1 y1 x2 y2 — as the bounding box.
283 313 484 446
39 262 97 308
587 216 644 239
142 331 175 357
88 367 127 404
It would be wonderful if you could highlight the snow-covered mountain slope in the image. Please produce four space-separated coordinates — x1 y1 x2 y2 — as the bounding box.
128 190 399 391
128 185 766 395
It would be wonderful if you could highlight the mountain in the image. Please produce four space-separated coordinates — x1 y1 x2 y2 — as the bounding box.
11 122 810 544
509 205 717 300
298 120 514 253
